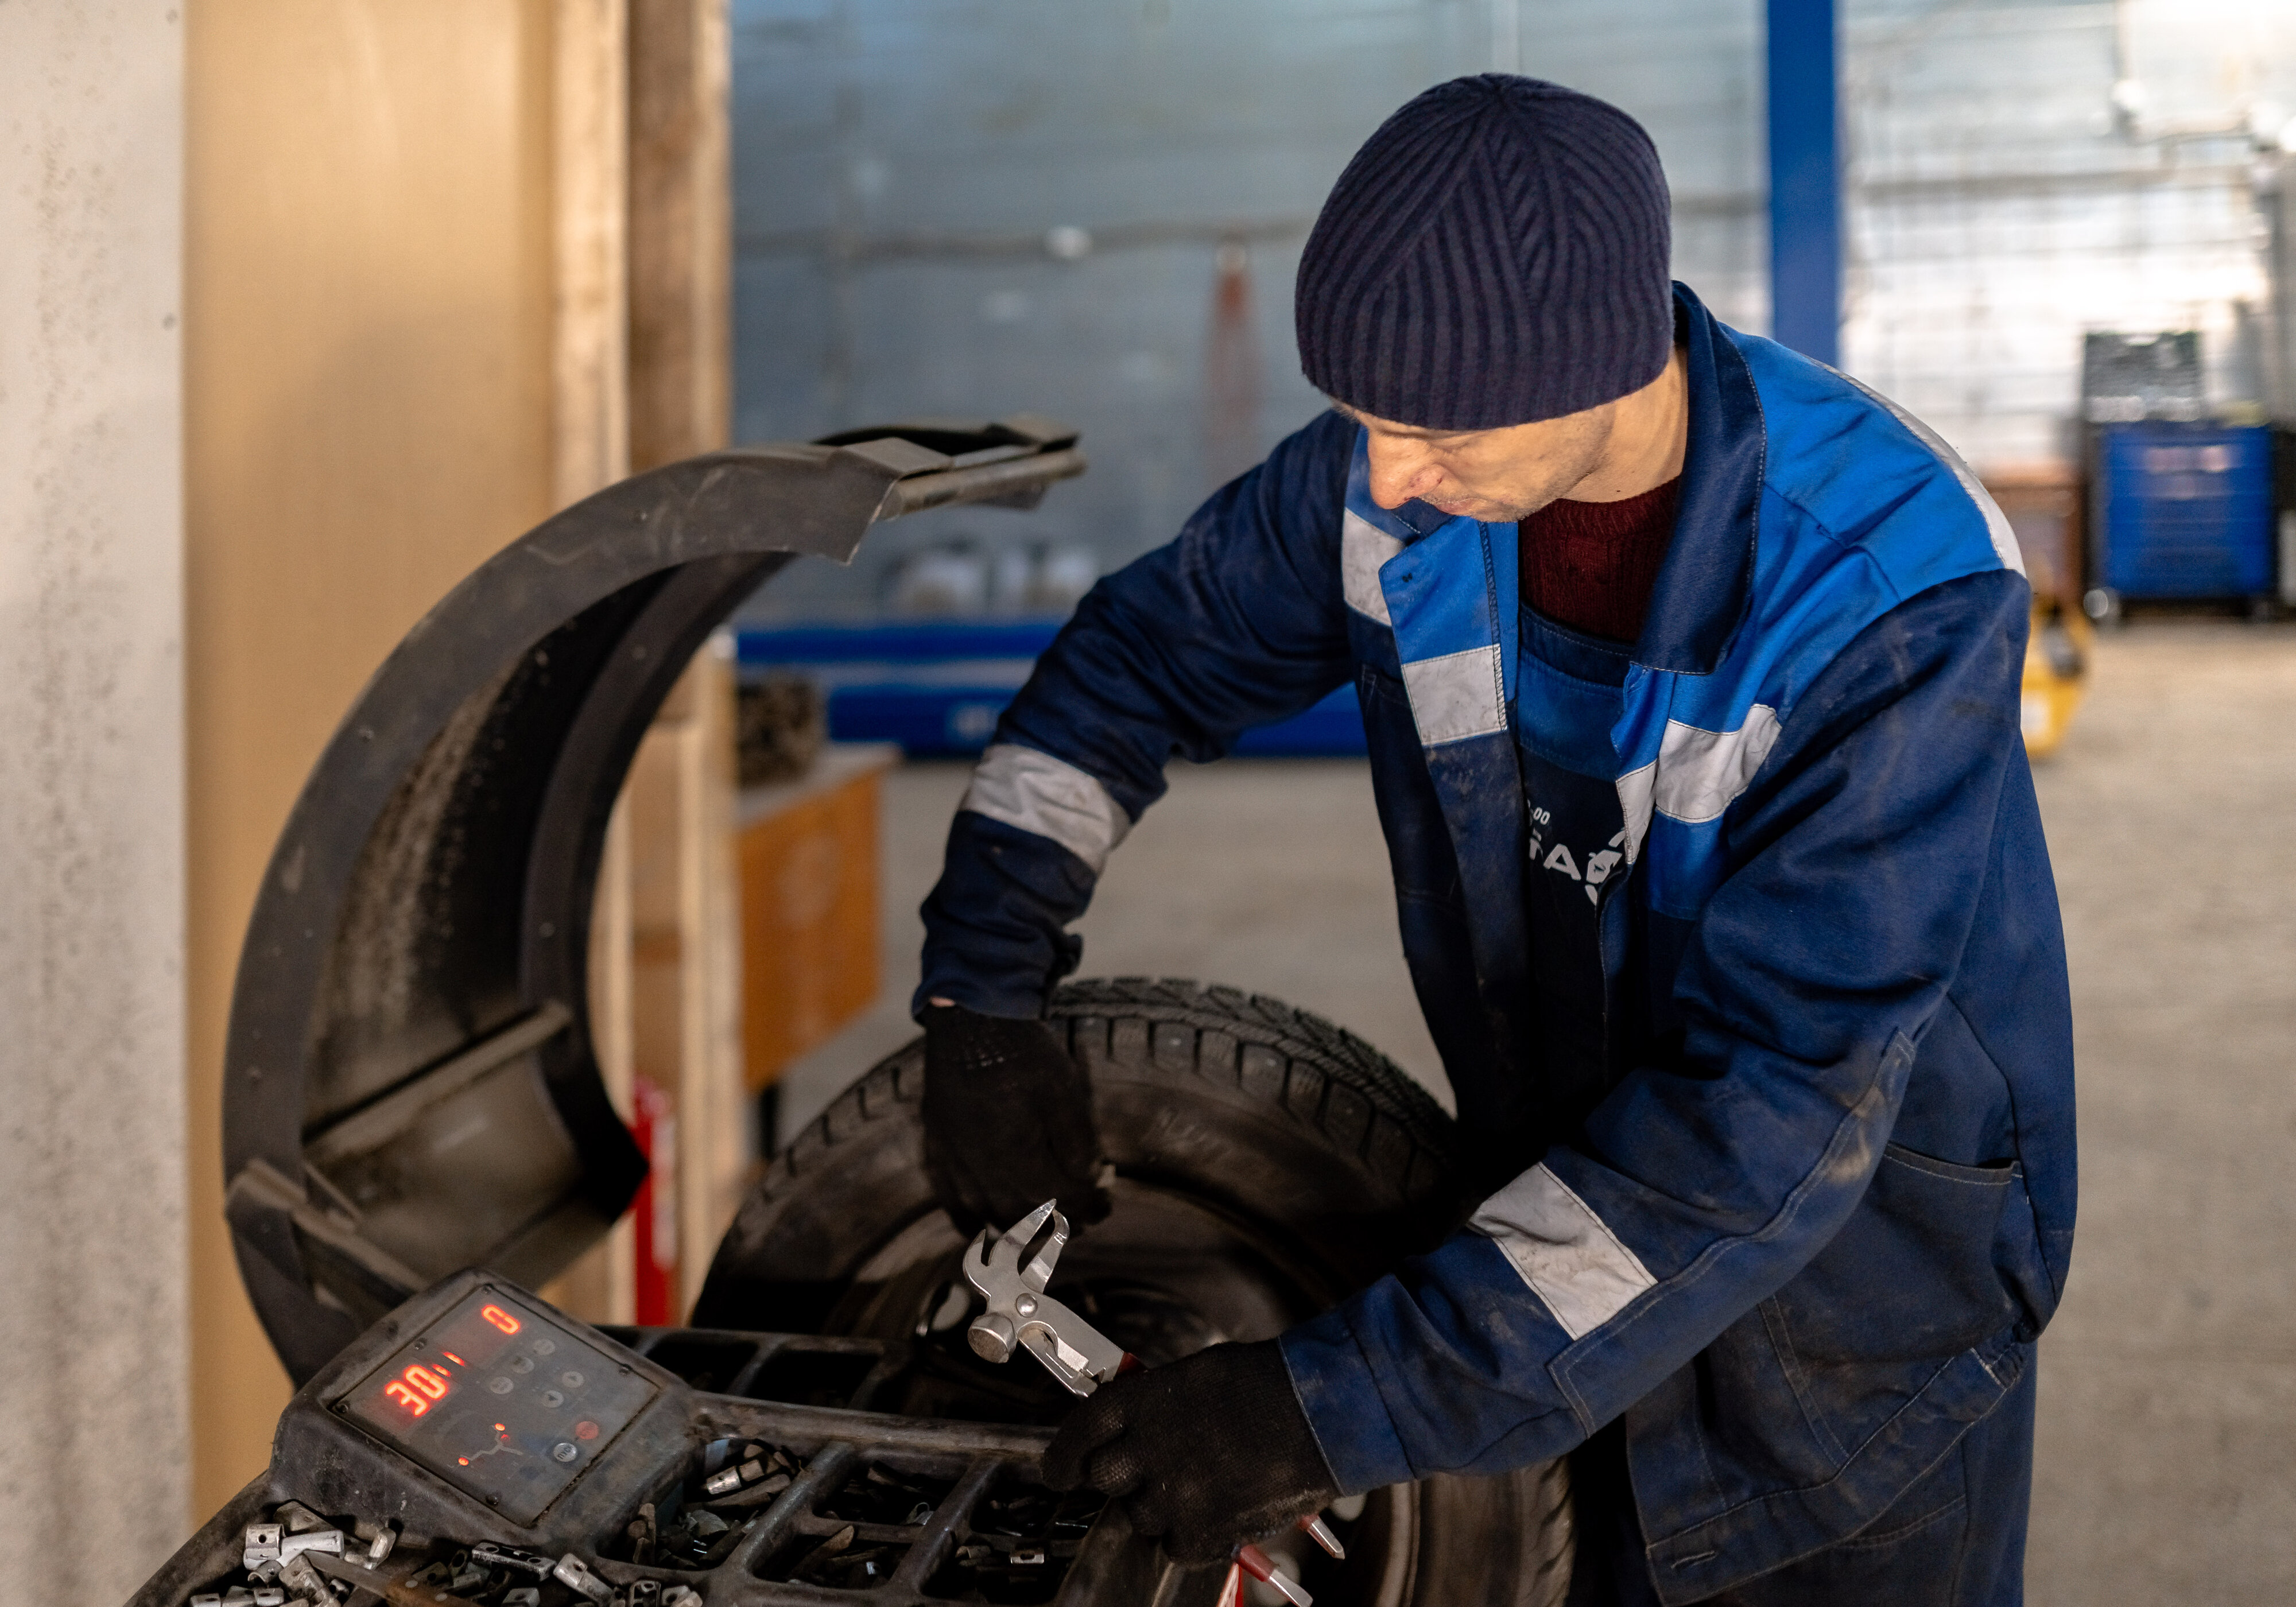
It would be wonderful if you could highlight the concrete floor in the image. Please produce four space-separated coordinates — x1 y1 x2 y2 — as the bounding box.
773 620 2296 1603
2023 624 2296 1605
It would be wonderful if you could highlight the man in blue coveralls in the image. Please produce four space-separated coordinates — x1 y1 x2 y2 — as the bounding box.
910 76 2074 1605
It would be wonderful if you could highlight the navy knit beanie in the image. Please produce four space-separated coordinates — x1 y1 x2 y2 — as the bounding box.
1296 75 1673 429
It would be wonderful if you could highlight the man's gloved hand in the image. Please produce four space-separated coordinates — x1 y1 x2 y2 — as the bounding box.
1041 1340 1341 1567
921 1002 1112 1235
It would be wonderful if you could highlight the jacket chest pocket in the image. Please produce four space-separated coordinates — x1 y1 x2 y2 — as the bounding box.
1773 1143 2022 1368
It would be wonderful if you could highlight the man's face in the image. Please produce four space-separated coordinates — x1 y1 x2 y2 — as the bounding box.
1339 399 1620 523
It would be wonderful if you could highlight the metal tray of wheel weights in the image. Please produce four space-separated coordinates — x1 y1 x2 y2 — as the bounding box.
127 1270 1154 1607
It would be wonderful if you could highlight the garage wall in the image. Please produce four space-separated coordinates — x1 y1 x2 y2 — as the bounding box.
184 0 574 1520
727 0 1765 617
1843 0 2296 467
0 3 188 1599
728 0 2296 605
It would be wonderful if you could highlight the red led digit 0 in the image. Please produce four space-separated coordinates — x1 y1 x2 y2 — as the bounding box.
480 1305 521 1336
404 1365 450 1400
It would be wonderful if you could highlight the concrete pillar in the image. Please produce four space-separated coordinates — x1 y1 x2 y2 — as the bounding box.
183 0 606 1515
0 3 188 1599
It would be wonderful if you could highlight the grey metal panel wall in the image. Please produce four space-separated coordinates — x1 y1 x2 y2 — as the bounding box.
1843 0 2296 467
730 0 1762 608
732 0 2296 596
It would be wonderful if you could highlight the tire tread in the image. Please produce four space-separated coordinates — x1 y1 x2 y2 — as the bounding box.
759 977 1458 1207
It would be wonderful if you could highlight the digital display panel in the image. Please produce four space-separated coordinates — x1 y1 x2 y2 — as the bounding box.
336 1288 657 1525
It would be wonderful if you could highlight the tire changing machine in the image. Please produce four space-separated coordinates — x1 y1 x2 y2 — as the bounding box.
130 421 1200 1607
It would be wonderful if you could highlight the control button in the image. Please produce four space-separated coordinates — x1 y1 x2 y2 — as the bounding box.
532 1338 557 1356
487 1377 514 1395
561 1370 585 1389
574 1420 600 1441
552 1442 579 1464
541 1389 565 1408
509 1356 535 1375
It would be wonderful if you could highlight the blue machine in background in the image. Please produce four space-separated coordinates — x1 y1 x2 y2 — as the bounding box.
738 618 1368 759
2092 422 2276 607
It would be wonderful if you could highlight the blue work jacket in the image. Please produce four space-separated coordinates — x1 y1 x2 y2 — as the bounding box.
917 284 2076 1601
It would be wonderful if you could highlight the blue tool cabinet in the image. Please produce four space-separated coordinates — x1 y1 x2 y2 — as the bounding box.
2092 422 2275 601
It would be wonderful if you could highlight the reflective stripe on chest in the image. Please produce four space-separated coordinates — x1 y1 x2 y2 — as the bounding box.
1339 430 1781 913
1613 705 1782 864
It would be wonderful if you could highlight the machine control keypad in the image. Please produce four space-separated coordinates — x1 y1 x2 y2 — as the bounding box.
333 1288 657 1525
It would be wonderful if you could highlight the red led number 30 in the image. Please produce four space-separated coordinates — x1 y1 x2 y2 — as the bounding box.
383 1364 452 1417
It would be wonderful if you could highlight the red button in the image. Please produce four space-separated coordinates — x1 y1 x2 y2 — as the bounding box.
575 1420 599 1441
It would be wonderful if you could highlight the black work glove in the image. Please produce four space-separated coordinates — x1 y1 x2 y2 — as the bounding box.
921 1003 1112 1235
1041 1340 1340 1567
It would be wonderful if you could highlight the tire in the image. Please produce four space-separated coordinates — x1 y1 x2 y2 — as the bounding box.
697 978 1573 1607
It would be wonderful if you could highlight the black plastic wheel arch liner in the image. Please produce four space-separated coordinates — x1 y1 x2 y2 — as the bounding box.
222 417 1084 1384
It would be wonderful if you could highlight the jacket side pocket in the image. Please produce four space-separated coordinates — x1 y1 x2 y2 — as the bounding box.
1774 1142 2020 1365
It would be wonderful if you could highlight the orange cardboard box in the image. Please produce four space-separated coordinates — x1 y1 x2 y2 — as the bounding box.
737 744 899 1091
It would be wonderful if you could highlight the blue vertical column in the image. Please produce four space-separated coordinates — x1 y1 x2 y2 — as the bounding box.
1767 0 1841 367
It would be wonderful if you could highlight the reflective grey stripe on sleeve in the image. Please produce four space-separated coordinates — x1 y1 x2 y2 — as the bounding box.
1843 372 2024 577
959 743 1134 875
1615 704 1783 861
1399 645 1506 746
1469 1162 1657 1341
1341 510 1405 624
